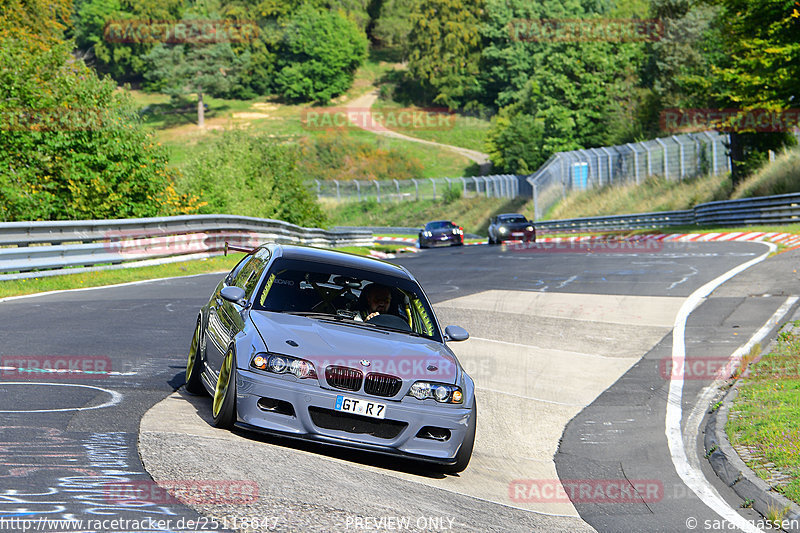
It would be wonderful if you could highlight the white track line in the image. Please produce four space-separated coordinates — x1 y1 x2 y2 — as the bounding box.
684 296 798 522
666 241 776 533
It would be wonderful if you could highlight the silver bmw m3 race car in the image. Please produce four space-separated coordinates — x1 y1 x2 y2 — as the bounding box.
186 244 476 473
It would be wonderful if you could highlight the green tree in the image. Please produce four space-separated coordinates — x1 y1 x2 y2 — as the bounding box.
179 130 326 227
674 0 800 182
371 0 416 47
0 37 196 221
273 5 368 103
72 0 184 80
406 0 485 109
480 0 648 172
144 39 250 126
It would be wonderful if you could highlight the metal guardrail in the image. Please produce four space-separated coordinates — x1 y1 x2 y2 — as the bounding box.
694 192 800 227
0 215 373 281
534 210 696 232
535 193 800 233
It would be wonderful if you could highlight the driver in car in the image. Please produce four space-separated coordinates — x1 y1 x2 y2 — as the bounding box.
358 283 392 321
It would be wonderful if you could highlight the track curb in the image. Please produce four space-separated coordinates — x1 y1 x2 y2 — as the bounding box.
704 320 800 532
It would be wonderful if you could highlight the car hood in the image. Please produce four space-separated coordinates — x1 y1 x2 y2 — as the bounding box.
250 311 459 382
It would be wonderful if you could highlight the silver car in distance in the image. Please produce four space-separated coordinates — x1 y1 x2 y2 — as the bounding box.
186 244 476 473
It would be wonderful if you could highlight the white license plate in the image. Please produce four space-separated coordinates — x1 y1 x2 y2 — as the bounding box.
512 232 524 236
335 395 386 419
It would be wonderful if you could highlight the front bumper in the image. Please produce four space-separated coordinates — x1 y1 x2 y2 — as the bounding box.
498 230 535 243
235 370 472 463
421 234 463 246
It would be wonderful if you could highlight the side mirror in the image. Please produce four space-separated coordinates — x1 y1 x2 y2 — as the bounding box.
220 286 248 307
444 325 469 342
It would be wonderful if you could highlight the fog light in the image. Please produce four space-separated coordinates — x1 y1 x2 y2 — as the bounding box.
452 390 463 403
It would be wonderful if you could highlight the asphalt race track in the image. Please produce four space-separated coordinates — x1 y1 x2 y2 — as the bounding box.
1 240 798 533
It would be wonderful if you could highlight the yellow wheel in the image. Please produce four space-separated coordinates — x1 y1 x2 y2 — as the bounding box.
212 348 236 428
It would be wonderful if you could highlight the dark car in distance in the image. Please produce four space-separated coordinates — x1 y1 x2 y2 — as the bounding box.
487 214 536 244
418 221 464 249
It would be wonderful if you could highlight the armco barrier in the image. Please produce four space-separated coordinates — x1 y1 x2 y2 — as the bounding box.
535 192 800 233
0 215 373 281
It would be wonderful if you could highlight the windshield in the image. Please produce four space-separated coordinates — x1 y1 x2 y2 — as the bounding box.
426 221 456 230
254 258 442 342
499 215 527 223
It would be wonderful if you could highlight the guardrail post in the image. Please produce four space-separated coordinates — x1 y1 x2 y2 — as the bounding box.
374 181 381 203
533 182 539 221
393 179 400 201
353 179 361 202
430 178 437 201
333 180 340 201
472 177 480 196
461 177 467 197
315 179 321 198
444 177 451 198
411 178 419 201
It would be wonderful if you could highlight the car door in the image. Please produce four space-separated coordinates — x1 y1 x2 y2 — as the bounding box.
207 248 271 376
206 255 252 376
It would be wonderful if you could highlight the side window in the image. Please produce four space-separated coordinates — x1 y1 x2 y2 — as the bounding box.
237 248 271 297
226 255 252 286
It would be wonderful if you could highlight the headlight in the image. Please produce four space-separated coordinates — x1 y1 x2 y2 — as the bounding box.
252 353 317 379
423 231 432 237
452 227 463 235
498 227 508 234
407 381 463 404
526 225 534 232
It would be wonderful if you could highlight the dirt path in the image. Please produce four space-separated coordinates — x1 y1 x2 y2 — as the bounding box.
344 91 492 174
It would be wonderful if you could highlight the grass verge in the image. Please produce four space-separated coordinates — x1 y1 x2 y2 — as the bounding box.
324 195 529 236
726 322 800 505
0 245 408 299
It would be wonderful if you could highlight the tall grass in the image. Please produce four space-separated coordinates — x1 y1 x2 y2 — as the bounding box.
542 173 732 220
733 147 800 198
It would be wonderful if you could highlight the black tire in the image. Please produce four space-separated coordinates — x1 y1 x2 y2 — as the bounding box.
212 347 237 428
440 401 477 474
488 234 497 245
418 238 428 249
185 318 207 395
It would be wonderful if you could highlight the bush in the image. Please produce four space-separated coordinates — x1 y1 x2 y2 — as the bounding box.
296 133 424 182
178 130 326 228
273 5 368 103
0 36 197 221
442 184 462 204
